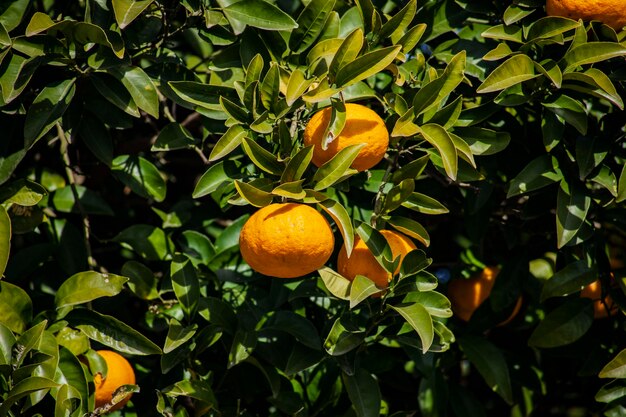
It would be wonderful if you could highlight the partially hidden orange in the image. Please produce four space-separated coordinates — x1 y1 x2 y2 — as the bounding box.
447 266 523 325
93 350 136 412
546 0 626 30
303 103 389 172
580 279 618 319
337 229 417 292
239 203 335 278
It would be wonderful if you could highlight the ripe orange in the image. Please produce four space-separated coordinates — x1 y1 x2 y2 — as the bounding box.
337 229 417 292
447 266 522 325
93 350 136 412
239 203 335 278
303 102 389 172
580 279 618 319
546 0 626 30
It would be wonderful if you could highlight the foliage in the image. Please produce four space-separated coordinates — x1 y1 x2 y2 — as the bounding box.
1 0 626 416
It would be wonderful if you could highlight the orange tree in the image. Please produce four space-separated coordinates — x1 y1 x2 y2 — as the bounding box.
1 0 626 416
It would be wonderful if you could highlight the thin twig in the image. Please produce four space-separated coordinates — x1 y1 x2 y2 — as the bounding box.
56 123 97 271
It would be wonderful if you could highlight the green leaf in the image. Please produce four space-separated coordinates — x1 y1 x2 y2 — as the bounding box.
264 311 321 350
319 267 351 300
112 0 155 29
121 261 159 300
379 0 416 41
55 271 129 309
477 54 538 94
65 309 162 355
595 381 626 403
234 180 273 207
164 318 197 354
556 180 591 248
162 380 217 407
168 81 235 119
0 206 8 278
209 125 247 161
52 185 114 216
113 224 172 261
241 137 283 175
401 192 449 215
0 179 47 206
456 127 511 156
289 0 336 53
334 45 401 87
413 51 466 117
390 303 433 353
617 164 626 203
109 66 159 118
271 180 305 199
418 124 457 181
281 146 313 183
286 68 315 106
329 28 364 79
600 349 626 379
503 4 535 25
528 298 593 348
193 160 243 198
171 254 199 318
540 260 597 302
343 368 382 417
78 113 114 166
224 0 298 31
561 42 626 72
312 144 364 190
0 0 29 32
320 98 346 150
526 16 581 41
0 281 32 333
260 63 280 113
152 123 196 151
397 23 427 53
319 198 354 257
383 179 415 213
228 330 257 368
24 79 76 148
459 335 513 405
324 316 364 355
563 68 623 109
349 275 380 308
507 154 562 198
386 216 430 247
111 155 167 202
481 24 523 43
90 73 139 117
0 377 60 417
0 52 38 105
542 94 588 135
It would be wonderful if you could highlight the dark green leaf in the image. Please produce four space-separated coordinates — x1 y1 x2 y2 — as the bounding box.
163 318 197 354
241 137 283 175
543 94 587 135
540 260 597 302
526 16 580 41
113 224 172 261
289 0 336 53
390 303 433 353
0 377 59 416
0 206 8 278
334 45 401 88
600 349 626 379
562 42 626 72
65 309 162 355
109 66 159 118
418 124 457 180
152 123 196 151
0 179 47 206
401 192 449 215
528 298 593 348
507 154 562 198
281 146 313 183
52 185 114 216
111 155 167 202
324 316 364 355
459 335 513 405
313 144 363 190
24 79 75 148
209 125 247 161
343 368 381 417
386 216 430 247
556 180 591 248
234 180 273 207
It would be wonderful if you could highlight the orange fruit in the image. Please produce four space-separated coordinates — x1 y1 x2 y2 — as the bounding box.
303 102 389 172
546 0 626 30
580 279 618 319
93 350 136 412
447 266 522 325
337 229 417 291
239 203 335 278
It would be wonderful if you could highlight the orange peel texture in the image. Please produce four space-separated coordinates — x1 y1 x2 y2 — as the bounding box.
239 203 335 278
303 102 389 172
93 350 136 412
546 0 626 30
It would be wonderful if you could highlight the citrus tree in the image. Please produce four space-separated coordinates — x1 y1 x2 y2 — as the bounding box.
1 0 626 416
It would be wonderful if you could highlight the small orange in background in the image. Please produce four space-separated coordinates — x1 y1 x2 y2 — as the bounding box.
239 203 335 278
447 266 522 325
93 350 136 412
303 102 389 172
580 279 618 319
337 229 417 293
546 0 626 30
